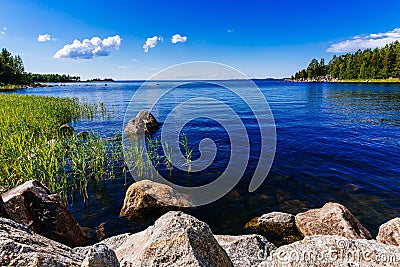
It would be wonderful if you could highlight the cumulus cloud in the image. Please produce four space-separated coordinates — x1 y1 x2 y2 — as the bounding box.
227 29 234 33
38 34 56 42
143 36 163 52
171 34 187 44
0 27 7 38
327 28 400 52
54 35 122 59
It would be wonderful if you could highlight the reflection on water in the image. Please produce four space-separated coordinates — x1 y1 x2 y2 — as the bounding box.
5 81 400 241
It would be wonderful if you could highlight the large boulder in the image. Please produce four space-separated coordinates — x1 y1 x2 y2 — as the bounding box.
0 217 84 266
124 110 160 135
215 234 276 267
295 202 372 240
377 218 400 246
120 179 192 218
2 180 87 247
245 212 302 246
103 211 233 266
259 235 400 266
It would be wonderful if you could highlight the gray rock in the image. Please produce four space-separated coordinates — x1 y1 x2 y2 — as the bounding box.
259 235 400 266
2 180 87 247
244 212 302 246
0 217 83 266
81 244 119 267
377 218 400 246
120 179 192 218
104 211 233 266
59 123 75 136
295 202 372 240
215 234 276 267
124 110 160 135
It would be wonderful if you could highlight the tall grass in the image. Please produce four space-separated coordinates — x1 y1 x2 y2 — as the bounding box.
0 94 123 202
0 94 194 202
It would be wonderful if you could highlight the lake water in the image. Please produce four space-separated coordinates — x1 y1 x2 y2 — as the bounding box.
7 81 400 241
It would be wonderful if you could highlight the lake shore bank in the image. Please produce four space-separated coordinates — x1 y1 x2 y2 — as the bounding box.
286 78 400 83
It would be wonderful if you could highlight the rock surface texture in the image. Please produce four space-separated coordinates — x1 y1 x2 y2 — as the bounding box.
124 110 160 135
81 244 119 267
215 234 276 267
295 202 372 240
260 235 400 267
120 179 192 218
377 218 400 246
104 211 233 267
1 180 87 247
0 217 84 266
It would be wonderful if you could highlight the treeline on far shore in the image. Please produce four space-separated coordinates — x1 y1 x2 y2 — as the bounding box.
292 41 400 81
0 48 80 86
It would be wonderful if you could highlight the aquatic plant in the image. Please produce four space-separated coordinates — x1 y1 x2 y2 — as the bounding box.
0 94 123 202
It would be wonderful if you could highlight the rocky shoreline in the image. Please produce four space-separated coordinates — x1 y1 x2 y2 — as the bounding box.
1 180 400 266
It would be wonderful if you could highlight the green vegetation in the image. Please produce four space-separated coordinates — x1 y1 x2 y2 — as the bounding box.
293 41 400 81
26 73 80 83
0 48 80 86
0 94 121 201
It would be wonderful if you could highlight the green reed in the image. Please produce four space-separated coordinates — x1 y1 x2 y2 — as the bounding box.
0 94 123 202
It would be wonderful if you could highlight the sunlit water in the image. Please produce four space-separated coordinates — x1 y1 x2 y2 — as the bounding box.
7 81 400 242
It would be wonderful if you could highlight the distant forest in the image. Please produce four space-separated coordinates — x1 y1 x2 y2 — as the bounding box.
293 41 400 80
0 48 80 85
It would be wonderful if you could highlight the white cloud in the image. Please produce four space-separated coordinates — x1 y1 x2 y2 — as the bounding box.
143 36 163 52
0 27 7 38
38 34 57 42
54 35 122 59
327 28 400 53
171 34 187 44
227 29 234 33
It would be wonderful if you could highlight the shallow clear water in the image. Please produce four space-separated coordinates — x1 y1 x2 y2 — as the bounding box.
6 81 400 241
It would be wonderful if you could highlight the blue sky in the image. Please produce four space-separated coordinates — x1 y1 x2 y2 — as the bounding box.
1 0 400 80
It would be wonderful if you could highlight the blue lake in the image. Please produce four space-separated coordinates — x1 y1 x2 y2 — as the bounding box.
8 80 400 241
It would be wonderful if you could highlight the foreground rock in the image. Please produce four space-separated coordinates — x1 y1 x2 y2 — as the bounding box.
245 212 302 246
104 211 233 266
124 110 160 135
2 180 87 247
377 218 400 246
0 217 83 266
81 244 119 267
120 179 192 218
295 202 372 240
215 234 276 267
260 235 400 266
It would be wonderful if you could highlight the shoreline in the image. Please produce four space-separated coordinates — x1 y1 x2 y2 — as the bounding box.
286 78 400 84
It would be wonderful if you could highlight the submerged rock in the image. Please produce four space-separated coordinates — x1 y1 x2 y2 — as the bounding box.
124 110 160 135
260 235 400 266
215 234 276 267
2 180 87 247
120 179 192 218
0 217 84 266
244 212 302 246
103 211 233 266
377 217 400 246
295 202 372 240
77 131 90 139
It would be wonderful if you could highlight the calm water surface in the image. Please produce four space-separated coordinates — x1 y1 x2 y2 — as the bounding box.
8 81 400 241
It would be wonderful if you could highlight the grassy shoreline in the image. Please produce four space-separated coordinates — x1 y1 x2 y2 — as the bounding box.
0 94 122 202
